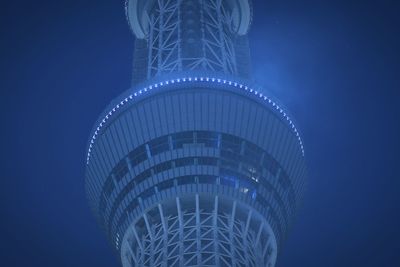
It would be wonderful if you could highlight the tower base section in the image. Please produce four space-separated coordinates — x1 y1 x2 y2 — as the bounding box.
121 194 277 267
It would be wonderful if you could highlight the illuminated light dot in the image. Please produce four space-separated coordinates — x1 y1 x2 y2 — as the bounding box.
234 83 238 86
183 78 186 82
165 81 169 85
153 85 157 89
223 80 226 83
171 79 175 83
264 96 267 100
239 84 243 88
194 77 198 81
250 89 253 93
212 78 215 82
228 81 232 85
217 79 221 83
188 77 192 81
116 104 119 109
245 86 248 90
129 95 133 99
177 79 181 82
160 82 164 86
255 91 258 95
139 90 143 93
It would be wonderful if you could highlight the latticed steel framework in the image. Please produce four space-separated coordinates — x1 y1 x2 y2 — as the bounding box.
85 1 307 267
127 0 252 85
121 196 276 267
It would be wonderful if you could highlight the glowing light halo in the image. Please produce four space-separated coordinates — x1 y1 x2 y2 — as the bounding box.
86 77 305 165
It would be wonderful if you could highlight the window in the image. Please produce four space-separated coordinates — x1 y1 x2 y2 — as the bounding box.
198 175 217 184
175 157 195 167
198 157 218 166
172 131 194 149
135 169 151 184
177 176 196 185
149 136 169 156
154 161 172 174
158 179 174 191
140 187 154 199
113 160 129 182
128 145 147 166
196 131 219 148
221 134 241 153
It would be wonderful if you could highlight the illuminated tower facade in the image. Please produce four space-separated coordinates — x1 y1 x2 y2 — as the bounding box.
85 1 307 266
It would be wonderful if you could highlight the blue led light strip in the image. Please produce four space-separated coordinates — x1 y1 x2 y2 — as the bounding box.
86 77 305 165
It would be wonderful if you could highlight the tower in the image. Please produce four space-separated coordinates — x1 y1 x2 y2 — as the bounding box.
85 1 307 266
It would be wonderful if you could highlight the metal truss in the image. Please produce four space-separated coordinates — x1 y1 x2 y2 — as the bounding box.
144 0 239 80
121 195 277 267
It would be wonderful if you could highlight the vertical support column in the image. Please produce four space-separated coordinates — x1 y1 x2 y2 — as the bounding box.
213 195 220 266
177 0 183 71
147 15 155 79
243 210 253 266
215 0 228 73
195 194 202 265
157 0 164 74
229 201 237 267
158 204 168 267
176 196 184 267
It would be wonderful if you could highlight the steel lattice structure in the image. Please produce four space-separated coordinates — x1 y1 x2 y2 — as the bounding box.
128 0 252 85
85 1 307 267
121 196 276 267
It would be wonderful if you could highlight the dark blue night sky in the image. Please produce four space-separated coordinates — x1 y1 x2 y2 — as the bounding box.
1 0 399 266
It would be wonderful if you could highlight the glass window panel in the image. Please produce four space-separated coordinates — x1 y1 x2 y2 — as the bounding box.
149 136 169 155
172 131 194 149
